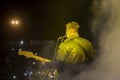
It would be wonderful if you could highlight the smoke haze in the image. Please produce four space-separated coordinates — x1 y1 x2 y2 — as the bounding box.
74 0 120 80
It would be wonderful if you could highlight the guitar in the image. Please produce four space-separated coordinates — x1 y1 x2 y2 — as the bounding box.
18 50 58 80
18 50 52 63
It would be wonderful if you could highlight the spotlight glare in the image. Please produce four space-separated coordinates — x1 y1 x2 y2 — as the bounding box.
13 75 17 79
11 19 20 25
20 40 24 45
11 20 15 24
15 20 19 24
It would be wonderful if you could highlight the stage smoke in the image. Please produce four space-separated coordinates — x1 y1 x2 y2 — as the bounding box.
73 0 120 80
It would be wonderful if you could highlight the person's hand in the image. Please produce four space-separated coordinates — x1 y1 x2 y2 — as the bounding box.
41 59 47 65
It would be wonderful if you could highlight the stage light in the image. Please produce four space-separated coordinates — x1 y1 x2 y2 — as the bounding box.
13 75 17 79
24 73 27 76
38 71 41 74
33 62 36 64
15 20 19 24
11 48 15 51
20 40 24 45
11 20 15 24
11 20 19 25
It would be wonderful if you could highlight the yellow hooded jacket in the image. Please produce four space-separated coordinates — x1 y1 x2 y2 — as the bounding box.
55 36 95 64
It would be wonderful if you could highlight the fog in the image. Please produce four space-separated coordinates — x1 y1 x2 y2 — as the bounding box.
73 0 120 80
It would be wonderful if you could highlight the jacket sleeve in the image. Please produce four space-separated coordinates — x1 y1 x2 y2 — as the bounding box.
79 38 96 59
55 42 68 62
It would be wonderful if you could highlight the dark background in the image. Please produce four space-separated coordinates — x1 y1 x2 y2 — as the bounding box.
1 0 93 40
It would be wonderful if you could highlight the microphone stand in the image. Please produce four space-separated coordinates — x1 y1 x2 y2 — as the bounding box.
53 35 66 61
53 37 62 61
45 37 64 80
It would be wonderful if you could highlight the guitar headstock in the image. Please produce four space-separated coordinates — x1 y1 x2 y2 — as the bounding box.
18 50 34 58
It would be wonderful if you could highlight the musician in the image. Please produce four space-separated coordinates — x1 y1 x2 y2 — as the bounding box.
55 21 95 64
54 21 96 80
40 21 95 80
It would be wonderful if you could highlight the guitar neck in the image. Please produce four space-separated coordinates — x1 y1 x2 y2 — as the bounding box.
18 50 51 63
31 55 51 62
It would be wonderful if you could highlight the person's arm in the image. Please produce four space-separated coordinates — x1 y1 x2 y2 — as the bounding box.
55 42 69 62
